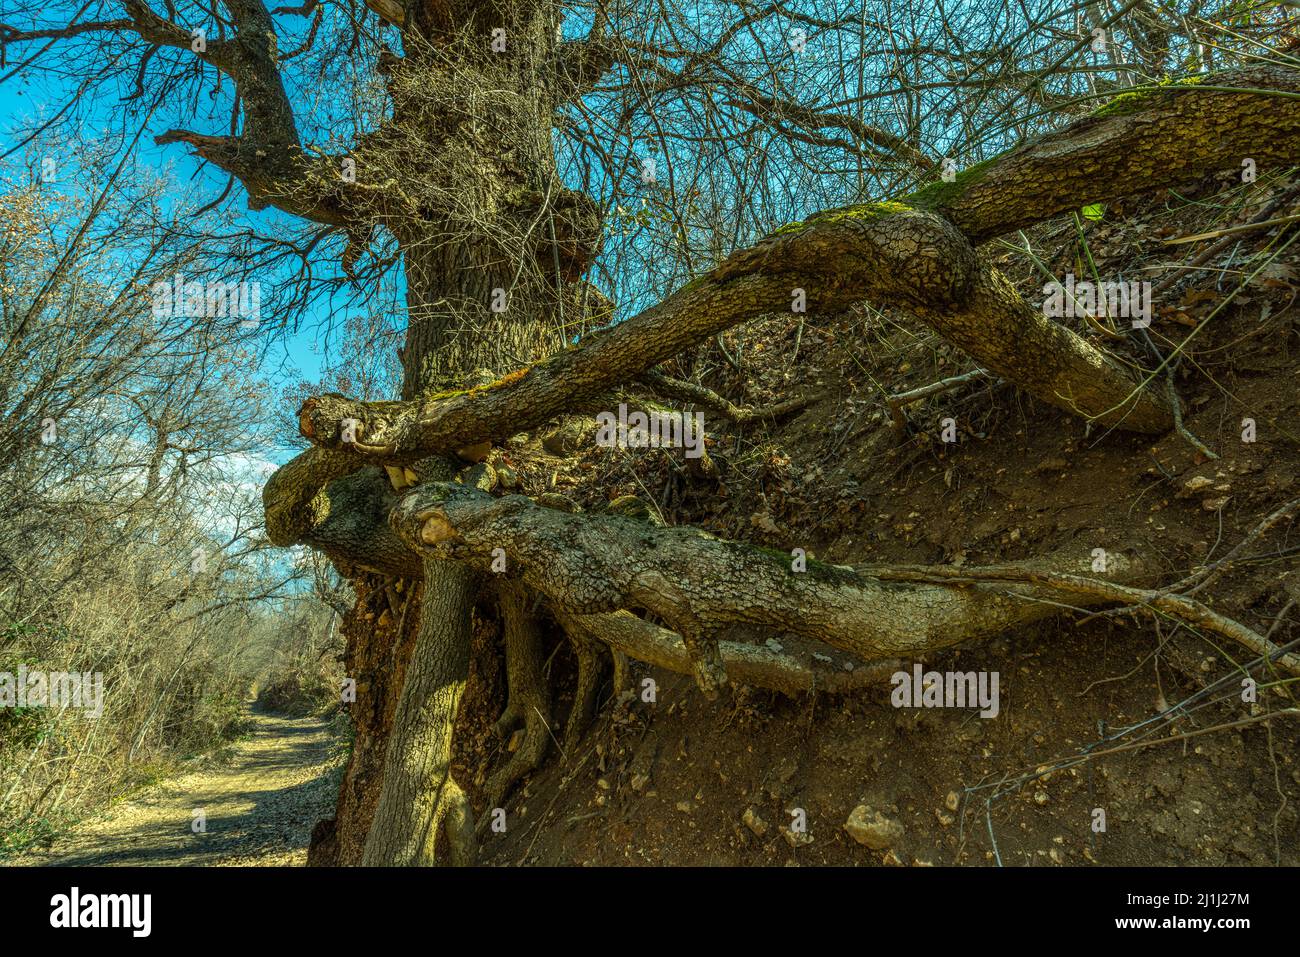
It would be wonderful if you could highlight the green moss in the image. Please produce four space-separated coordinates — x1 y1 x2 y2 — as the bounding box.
469 366 530 395
752 544 796 567
819 201 912 223
748 544 861 585
1091 74 1207 118
900 155 1000 210
774 201 913 237
804 557 862 586
414 366 536 400
421 387 470 402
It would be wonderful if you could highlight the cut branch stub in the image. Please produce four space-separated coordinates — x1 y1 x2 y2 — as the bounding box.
262 445 421 578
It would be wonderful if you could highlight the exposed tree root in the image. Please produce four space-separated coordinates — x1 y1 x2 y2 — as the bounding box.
287 65 1300 470
611 647 631 698
391 483 1128 679
391 482 1299 684
559 609 904 695
872 565 1300 676
560 620 607 745
248 65 1300 866
478 582 552 826
887 368 992 430
263 448 420 577
908 261 1171 432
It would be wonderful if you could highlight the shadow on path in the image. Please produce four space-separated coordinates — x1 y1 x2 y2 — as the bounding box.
9 707 343 867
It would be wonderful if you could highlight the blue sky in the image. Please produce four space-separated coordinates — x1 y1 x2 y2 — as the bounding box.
0 0 1164 420
0 0 1003 397
0 58 327 389
0 3 623 399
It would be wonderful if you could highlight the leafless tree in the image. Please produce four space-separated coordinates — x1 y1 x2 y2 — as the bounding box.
4 0 1298 864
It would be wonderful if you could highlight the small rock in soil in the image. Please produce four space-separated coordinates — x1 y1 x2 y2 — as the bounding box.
844 804 904 850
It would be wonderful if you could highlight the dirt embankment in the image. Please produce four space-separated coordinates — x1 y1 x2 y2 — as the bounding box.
463 174 1300 867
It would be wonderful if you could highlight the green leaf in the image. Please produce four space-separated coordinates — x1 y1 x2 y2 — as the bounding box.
1081 204 1105 222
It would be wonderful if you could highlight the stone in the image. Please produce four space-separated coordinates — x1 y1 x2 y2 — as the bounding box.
844 805 904 850
782 827 813 848
1179 475 1213 497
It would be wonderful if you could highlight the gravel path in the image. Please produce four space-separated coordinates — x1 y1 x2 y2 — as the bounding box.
12 707 342 867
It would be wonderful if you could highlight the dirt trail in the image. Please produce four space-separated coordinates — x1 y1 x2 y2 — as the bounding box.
12 707 341 867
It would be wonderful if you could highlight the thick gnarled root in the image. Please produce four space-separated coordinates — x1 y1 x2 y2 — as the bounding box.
612 648 631 696
478 582 552 829
361 560 479 867
567 610 903 695
563 625 608 746
441 778 479 868
679 626 728 698
394 483 1300 679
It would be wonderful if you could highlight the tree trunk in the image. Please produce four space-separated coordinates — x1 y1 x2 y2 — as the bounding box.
308 573 419 865
349 247 555 863
398 235 558 396
317 7 588 865
360 557 478 866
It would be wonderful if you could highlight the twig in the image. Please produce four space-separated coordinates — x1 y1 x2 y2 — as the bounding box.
1173 497 1300 596
1161 213 1300 246
1164 367 1218 460
885 368 991 430
637 370 820 425
1152 184 1300 294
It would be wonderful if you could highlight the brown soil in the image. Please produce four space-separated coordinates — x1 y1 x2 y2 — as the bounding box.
465 173 1300 866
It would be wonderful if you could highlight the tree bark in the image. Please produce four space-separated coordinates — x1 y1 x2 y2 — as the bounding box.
391 483 1300 682
269 58 1300 864
311 573 419 865
478 580 551 816
292 64 1300 462
360 557 478 866
330 5 591 866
